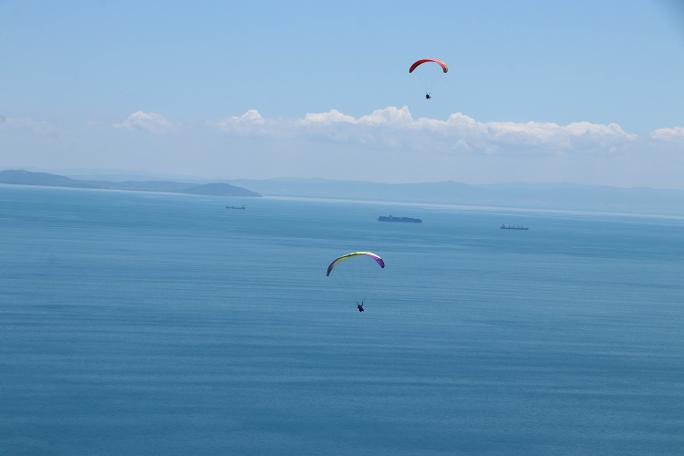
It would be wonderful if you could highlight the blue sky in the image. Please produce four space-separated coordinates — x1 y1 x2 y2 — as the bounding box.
1 1 683 186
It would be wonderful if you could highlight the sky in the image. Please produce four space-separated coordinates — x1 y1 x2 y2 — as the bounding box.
1 0 683 187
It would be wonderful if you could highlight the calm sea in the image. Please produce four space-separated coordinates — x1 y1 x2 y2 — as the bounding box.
1 185 683 455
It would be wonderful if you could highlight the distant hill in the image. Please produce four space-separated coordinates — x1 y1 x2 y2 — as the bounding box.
177 182 260 197
0 169 100 188
231 178 684 216
0 170 261 197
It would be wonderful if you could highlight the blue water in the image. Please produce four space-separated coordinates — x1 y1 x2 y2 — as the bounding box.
1 185 683 455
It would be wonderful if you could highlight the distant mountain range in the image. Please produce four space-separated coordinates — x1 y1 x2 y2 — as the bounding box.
4 170 683 216
0 170 261 197
231 178 684 216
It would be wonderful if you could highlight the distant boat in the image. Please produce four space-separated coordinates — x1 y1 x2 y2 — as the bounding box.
500 224 528 230
378 215 422 224
226 205 246 210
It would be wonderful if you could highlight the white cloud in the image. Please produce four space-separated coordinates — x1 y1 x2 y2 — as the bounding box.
651 127 684 142
211 106 643 154
301 106 414 127
114 111 173 134
295 106 636 153
0 115 57 136
358 106 414 126
213 109 268 135
301 109 356 125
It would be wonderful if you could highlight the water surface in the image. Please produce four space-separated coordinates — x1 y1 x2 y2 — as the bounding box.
1 185 683 455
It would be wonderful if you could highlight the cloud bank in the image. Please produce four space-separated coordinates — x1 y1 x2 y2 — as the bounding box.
212 106 639 154
3 108 683 188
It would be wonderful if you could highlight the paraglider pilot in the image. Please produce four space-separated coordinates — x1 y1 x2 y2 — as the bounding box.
425 92 432 100
357 300 365 312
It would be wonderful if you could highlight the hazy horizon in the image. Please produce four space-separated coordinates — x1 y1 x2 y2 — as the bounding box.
6 167 684 219
7 166 684 193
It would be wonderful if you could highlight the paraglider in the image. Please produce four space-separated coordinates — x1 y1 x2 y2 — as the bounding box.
326 252 384 312
409 58 449 74
326 251 385 277
409 58 448 100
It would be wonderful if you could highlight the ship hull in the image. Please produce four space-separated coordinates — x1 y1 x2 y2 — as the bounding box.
378 216 422 223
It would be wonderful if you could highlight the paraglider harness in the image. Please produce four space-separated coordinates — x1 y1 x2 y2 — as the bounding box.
425 92 432 100
357 301 365 312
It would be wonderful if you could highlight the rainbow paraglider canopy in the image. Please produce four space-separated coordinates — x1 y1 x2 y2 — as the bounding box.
326 252 385 277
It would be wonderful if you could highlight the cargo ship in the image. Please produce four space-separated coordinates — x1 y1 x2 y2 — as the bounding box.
500 224 528 230
378 215 422 224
